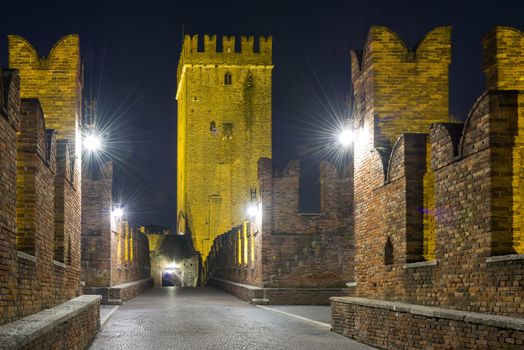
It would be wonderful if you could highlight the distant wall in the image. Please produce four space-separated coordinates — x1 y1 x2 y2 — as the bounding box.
81 165 151 289
205 157 354 295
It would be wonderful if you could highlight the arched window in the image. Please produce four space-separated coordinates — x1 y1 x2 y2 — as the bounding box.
210 121 217 135
224 72 232 85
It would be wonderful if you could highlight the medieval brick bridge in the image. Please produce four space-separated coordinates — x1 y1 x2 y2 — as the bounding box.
89 287 371 349
1 23 524 350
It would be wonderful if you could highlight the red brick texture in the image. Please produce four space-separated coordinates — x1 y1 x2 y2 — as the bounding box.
331 298 524 350
205 158 354 303
81 161 151 293
331 25 524 349
0 70 82 326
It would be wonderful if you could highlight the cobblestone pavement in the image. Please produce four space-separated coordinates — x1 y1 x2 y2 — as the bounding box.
90 287 374 350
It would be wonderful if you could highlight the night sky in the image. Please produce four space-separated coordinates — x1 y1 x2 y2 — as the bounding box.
1 0 523 230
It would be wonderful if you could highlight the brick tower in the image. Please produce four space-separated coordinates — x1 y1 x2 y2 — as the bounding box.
176 35 273 258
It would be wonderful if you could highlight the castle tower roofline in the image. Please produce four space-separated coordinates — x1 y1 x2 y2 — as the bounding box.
176 34 273 100
178 34 272 68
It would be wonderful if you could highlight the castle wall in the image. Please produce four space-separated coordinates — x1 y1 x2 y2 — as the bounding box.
332 26 524 349
205 157 353 303
176 34 272 258
81 162 113 287
0 36 84 326
81 161 151 291
0 70 82 325
0 69 21 324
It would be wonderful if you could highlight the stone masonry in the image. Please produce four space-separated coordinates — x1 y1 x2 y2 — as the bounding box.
1 35 83 326
331 26 524 349
176 34 273 258
81 161 152 303
205 158 354 304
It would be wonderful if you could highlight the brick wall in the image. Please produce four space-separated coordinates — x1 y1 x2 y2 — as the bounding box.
0 69 21 324
332 25 524 348
0 35 82 326
205 157 353 300
81 161 113 286
81 161 151 289
331 298 524 349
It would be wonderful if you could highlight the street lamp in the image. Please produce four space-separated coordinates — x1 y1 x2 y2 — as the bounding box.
83 133 103 153
338 127 354 147
246 204 258 218
112 205 124 220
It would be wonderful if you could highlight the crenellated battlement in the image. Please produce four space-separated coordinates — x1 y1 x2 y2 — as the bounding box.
483 26 524 91
181 34 272 59
258 158 352 235
177 34 272 88
8 35 82 145
350 26 451 148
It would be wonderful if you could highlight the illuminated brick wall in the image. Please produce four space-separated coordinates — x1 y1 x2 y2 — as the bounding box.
332 26 524 348
0 35 83 325
81 161 113 287
205 157 354 302
176 35 273 259
483 27 524 254
81 161 151 288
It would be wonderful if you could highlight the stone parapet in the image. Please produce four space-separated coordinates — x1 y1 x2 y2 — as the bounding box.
0 295 101 350
84 277 153 305
210 277 346 305
331 297 524 349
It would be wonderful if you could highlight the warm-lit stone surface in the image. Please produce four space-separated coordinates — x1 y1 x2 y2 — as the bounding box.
176 35 273 258
90 287 373 350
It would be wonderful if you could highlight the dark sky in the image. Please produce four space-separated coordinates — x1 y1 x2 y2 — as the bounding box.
1 0 523 229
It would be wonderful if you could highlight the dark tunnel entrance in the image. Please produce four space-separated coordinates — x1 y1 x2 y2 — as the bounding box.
161 268 182 287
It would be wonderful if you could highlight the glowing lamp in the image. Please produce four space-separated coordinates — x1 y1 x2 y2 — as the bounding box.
112 207 124 219
338 128 354 147
247 204 258 218
84 134 102 152
165 262 178 270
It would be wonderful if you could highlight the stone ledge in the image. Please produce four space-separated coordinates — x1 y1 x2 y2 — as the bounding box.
403 260 437 269
210 277 263 291
84 277 153 304
330 297 524 331
16 251 36 262
486 253 524 263
346 282 357 287
110 277 152 291
210 277 346 305
0 295 101 350
53 260 66 268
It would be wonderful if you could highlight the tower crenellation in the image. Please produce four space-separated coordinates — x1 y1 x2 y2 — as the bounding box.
179 34 272 66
